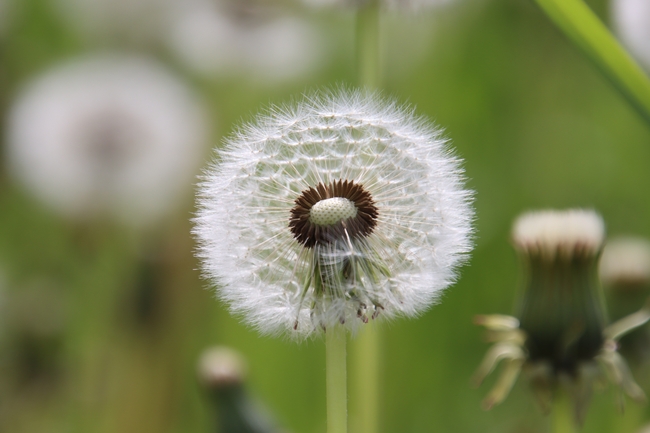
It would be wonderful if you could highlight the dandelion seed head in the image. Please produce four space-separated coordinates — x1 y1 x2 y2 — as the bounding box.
167 0 325 83
6 54 209 227
303 0 455 11
512 209 604 260
194 89 473 338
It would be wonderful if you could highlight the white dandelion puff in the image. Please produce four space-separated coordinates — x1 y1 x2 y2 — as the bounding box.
193 89 474 338
166 0 325 83
50 0 172 45
612 0 650 71
6 54 209 227
302 0 456 11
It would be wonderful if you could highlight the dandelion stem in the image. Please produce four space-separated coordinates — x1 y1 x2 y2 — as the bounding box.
354 3 381 433
327 325 348 433
356 0 381 89
532 0 650 126
552 390 576 433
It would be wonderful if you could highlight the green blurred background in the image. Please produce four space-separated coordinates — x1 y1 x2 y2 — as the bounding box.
0 0 649 432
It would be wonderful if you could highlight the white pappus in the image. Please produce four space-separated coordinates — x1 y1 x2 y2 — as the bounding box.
194 89 473 338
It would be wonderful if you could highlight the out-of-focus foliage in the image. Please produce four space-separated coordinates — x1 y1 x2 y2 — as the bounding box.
0 0 649 432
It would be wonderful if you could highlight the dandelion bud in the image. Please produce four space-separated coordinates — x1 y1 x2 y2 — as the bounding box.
198 347 278 433
474 210 647 424
600 237 650 364
198 347 247 389
194 89 473 338
512 210 607 372
600 237 650 292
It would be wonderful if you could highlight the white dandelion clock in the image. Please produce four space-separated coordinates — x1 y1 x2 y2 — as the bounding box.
612 0 650 71
6 54 209 227
302 0 456 11
167 0 325 83
51 0 168 45
194 89 473 338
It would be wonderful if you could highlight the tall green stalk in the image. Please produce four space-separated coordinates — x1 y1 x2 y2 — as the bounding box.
327 325 348 433
356 0 381 89
552 390 576 433
532 0 650 126
354 2 381 433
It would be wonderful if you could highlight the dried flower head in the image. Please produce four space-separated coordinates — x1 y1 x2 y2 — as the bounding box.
167 0 325 83
612 0 650 71
6 54 208 227
474 210 648 424
194 89 473 338
600 237 650 289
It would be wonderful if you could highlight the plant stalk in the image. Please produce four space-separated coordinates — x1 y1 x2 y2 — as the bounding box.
533 0 650 126
552 390 576 433
354 3 381 433
356 0 381 90
327 325 348 433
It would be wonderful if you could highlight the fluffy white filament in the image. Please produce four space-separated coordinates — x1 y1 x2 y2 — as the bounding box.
194 89 473 338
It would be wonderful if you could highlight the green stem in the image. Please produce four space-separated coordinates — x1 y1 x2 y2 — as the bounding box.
352 322 380 433
356 0 381 89
354 4 381 433
552 391 576 433
327 325 348 433
532 0 650 126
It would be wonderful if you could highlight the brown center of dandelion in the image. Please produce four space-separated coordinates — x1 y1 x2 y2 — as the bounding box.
289 180 378 248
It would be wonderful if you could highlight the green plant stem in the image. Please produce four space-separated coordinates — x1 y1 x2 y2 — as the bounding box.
532 0 650 126
353 322 380 433
552 391 576 433
354 3 381 433
327 325 348 433
356 0 381 90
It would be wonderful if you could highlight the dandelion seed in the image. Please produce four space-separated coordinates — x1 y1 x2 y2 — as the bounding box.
474 210 647 424
6 54 209 227
194 89 473 338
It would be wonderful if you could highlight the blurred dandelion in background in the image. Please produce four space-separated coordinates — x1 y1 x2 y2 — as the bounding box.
166 0 327 83
601 237 650 291
5 54 209 228
474 210 648 425
600 237 650 367
611 0 650 71
198 346 280 433
50 0 170 45
193 88 473 337
302 0 457 11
